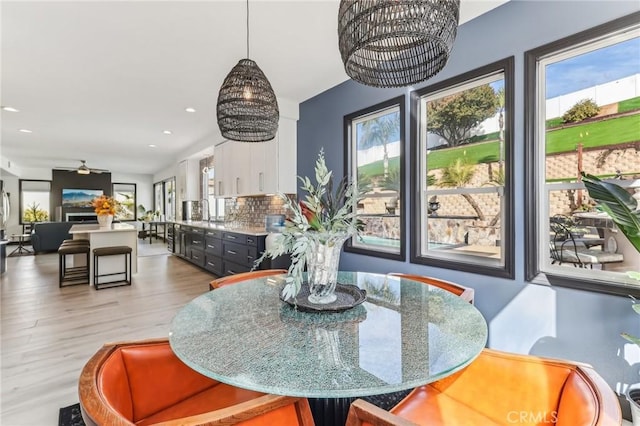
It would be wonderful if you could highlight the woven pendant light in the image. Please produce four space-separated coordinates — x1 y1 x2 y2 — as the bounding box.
338 0 460 88
217 0 279 142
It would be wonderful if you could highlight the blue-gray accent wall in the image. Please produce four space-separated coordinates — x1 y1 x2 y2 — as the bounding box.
298 0 640 418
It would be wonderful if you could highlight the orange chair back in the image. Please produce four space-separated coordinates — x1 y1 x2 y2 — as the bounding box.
390 273 474 304
79 337 315 426
209 269 287 291
346 348 621 426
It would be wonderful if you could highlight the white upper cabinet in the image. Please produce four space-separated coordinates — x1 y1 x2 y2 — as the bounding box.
214 114 297 197
177 159 200 202
249 138 278 195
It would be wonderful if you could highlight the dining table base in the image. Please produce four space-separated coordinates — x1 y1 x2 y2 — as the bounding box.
308 390 411 426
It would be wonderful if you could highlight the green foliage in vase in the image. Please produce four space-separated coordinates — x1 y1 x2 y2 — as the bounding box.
254 148 364 301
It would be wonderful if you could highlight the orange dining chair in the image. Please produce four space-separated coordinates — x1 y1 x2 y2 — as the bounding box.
209 269 287 291
78 337 315 426
345 348 621 426
389 273 474 304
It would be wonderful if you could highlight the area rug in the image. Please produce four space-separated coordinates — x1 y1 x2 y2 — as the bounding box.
58 403 85 426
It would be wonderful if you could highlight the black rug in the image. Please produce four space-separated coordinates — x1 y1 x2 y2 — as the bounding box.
58 403 85 426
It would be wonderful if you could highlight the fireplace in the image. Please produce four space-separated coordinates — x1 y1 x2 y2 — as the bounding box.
66 212 98 222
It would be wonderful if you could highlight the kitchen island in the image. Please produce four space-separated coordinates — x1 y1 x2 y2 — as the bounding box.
69 223 138 285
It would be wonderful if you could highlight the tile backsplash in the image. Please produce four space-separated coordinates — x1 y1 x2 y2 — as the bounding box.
224 194 295 229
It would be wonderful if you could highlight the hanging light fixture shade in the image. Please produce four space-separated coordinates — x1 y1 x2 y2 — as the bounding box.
217 58 279 142
216 0 279 142
338 0 460 88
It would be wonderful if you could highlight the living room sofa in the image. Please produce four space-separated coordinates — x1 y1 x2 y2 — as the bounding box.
30 222 74 254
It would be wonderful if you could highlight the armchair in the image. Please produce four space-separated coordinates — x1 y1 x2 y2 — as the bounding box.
78 338 315 425
346 348 621 426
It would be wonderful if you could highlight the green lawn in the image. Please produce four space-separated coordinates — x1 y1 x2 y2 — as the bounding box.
357 113 639 175
427 141 500 169
358 156 400 178
545 114 640 154
546 117 564 129
619 96 640 113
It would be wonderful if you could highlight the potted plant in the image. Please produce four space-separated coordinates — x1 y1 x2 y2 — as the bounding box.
255 149 364 304
582 173 640 423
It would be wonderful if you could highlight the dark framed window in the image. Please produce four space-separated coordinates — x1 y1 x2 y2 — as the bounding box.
344 96 405 261
112 183 136 221
525 12 640 296
19 179 51 224
153 178 176 221
410 58 515 278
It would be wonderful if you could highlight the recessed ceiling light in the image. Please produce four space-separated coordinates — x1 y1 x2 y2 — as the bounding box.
148 144 157 148
2 106 19 112
185 107 196 113
163 130 172 135
18 129 32 133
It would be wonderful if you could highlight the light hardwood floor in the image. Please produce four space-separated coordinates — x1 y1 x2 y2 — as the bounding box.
1 244 215 426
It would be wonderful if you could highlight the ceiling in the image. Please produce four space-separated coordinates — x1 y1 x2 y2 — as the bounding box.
1 0 508 176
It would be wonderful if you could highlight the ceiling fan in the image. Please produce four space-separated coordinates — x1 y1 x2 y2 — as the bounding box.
56 160 109 175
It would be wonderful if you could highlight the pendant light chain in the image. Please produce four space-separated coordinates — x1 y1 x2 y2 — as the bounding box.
246 0 249 58
215 0 279 142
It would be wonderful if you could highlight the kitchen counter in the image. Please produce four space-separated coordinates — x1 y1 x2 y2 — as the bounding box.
69 223 138 284
171 220 269 236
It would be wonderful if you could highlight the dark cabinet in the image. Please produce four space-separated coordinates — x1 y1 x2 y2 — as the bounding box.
174 224 187 258
185 227 205 267
204 229 223 276
172 225 290 277
221 231 263 275
166 223 174 252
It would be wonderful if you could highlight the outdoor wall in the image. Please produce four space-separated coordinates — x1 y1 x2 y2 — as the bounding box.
297 0 640 419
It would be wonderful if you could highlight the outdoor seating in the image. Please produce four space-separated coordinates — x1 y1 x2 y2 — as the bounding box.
549 215 623 268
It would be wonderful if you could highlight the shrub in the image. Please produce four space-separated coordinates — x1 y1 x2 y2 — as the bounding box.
562 99 600 123
22 202 48 222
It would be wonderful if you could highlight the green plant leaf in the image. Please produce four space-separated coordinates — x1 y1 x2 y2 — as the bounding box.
581 173 640 253
622 332 640 346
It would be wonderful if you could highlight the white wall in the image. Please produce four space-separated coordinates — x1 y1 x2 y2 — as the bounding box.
546 73 640 119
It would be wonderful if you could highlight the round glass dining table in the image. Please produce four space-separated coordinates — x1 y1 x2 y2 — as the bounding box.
169 271 488 399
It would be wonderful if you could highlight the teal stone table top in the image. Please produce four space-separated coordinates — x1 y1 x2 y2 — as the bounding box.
169 271 488 399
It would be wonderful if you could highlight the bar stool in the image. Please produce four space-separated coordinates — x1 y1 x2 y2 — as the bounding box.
58 241 90 287
61 239 90 246
93 246 132 290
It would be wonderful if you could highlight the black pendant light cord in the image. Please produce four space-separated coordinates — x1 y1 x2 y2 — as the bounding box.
246 0 249 58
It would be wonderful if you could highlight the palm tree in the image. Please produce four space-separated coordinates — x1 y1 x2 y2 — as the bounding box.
483 168 504 226
360 112 399 178
439 158 486 221
496 87 505 173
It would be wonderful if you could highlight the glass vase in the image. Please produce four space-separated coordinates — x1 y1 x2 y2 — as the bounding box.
305 232 349 304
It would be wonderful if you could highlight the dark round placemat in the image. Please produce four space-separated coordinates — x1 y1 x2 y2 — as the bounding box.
281 283 366 313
